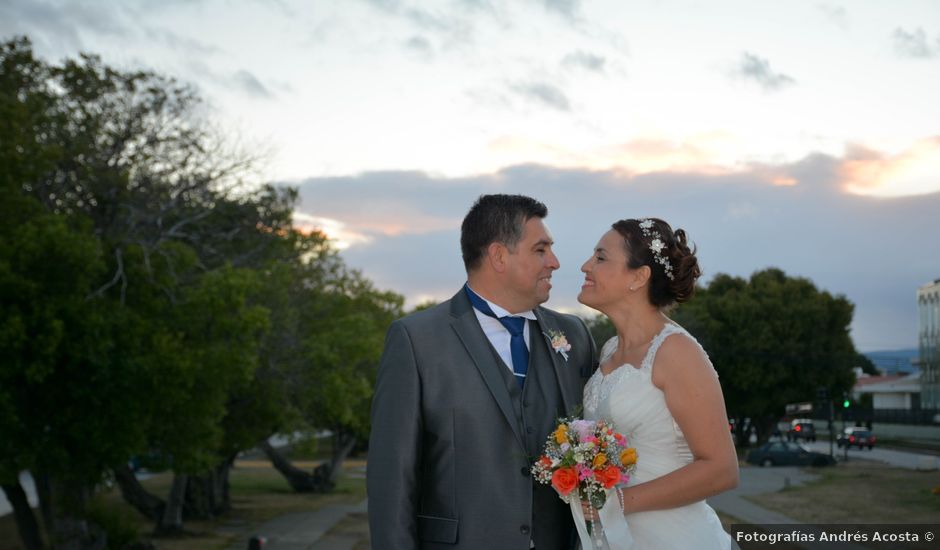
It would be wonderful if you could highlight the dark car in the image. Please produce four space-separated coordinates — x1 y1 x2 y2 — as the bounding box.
837 427 876 450
786 419 816 442
746 441 835 467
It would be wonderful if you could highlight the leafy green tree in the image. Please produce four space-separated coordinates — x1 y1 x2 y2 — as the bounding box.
1 36 404 548
257 233 403 492
671 268 858 444
0 36 277 543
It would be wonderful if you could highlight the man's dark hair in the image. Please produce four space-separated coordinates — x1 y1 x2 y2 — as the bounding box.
460 194 548 271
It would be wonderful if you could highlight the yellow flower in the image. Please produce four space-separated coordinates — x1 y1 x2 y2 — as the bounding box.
554 425 569 445
620 448 637 466
592 454 607 468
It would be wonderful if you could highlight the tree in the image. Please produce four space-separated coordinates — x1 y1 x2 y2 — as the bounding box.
671 268 858 444
0 36 276 545
256 233 403 492
1 36 404 547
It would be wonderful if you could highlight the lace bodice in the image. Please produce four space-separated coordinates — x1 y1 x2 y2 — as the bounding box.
583 323 717 484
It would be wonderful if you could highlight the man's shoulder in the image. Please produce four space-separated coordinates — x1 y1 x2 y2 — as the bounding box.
395 298 454 329
538 306 588 332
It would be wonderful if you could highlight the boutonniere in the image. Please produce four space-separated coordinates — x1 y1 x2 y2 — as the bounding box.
544 329 571 361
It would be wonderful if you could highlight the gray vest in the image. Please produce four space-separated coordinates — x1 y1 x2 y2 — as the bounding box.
486 320 571 548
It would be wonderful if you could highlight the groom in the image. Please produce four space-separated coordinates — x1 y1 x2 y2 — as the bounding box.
367 194 597 549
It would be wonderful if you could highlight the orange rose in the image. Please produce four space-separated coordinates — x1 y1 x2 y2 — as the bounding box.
551 467 579 496
620 448 637 467
597 465 621 489
554 425 569 445
592 454 607 468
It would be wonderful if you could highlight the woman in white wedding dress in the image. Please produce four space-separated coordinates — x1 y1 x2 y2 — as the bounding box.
579 218 738 549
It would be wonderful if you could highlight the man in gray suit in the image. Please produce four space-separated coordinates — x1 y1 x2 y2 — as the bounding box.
367 194 597 549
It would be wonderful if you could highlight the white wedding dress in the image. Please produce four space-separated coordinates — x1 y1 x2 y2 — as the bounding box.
583 323 732 549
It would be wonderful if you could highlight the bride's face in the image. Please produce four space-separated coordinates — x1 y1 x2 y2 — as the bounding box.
578 229 633 310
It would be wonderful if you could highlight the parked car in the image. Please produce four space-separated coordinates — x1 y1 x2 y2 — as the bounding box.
746 441 835 467
786 419 816 442
837 427 876 450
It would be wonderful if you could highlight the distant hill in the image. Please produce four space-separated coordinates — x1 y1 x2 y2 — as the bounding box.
863 349 919 374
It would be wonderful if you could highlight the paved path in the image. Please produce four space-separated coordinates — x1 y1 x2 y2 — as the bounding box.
232 465 821 550
802 441 940 471
226 499 368 550
708 465 815 524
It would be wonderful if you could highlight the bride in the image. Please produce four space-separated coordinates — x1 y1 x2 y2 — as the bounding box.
579 218 738 549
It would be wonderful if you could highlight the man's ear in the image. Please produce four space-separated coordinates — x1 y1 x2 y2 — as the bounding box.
487 242 507 273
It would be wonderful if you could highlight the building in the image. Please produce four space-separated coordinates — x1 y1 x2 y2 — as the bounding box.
918 279 940 409
853 373 921 409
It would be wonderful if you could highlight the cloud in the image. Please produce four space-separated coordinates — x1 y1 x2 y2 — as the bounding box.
540 0 581 20
292 213 372 250
839 137 940 196
891 27 937 58
231 70 273 99
733 52 796 92
817 3 848 29
143 26 221 56
0 0 130 54
404 35 433 60
510 81 572 111
562 50 606 73
362 0 474 44
286 147 940 351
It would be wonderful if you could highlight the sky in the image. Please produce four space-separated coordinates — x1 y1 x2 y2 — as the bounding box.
4 0 939 352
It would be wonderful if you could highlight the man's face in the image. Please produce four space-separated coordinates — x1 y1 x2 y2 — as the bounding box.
503 217 560 310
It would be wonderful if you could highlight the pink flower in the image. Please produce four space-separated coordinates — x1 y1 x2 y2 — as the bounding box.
570 420 596 441
576 463 594 481
620 473 631 484
583 435 598 445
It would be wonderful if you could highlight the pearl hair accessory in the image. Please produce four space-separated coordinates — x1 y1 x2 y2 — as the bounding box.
637 219 675 281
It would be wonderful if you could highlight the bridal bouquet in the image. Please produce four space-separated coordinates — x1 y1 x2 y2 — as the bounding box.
531 418 637 509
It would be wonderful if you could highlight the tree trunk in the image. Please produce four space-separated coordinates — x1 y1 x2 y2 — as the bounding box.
325 430 357 486
35 474 106 550
154 474 187 535
34 472 53 535
261 431 357 493
261 440 329 493
113 465 165 521
2 479 45 550
183 459 232 519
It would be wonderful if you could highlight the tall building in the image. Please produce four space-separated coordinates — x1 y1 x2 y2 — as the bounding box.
918 278 940 409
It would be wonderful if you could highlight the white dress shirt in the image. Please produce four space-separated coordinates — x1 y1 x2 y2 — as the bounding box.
466 284 537 376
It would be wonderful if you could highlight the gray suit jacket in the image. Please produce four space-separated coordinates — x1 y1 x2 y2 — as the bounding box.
367 288 597 549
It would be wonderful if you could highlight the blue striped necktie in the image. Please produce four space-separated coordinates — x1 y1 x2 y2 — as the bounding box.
464 285 529 390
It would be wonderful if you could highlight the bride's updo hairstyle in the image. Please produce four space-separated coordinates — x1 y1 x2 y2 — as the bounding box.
611 218 701 308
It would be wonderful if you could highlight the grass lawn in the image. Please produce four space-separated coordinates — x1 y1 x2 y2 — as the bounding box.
747 459 940 524
0 459 367 550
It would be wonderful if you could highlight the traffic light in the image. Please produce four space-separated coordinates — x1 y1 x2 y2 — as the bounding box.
842 394 850 408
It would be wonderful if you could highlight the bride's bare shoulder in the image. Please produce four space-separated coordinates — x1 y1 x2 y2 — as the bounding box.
652 331 716 383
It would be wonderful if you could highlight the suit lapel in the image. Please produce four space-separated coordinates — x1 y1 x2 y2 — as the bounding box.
449 291 527 451
533 308 577 416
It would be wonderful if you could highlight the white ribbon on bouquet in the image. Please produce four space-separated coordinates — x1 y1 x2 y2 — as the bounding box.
569 488 634 550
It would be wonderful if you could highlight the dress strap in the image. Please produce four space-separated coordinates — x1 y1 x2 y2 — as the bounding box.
640 323 684 371
600 336 619 364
